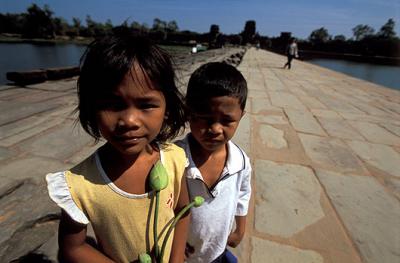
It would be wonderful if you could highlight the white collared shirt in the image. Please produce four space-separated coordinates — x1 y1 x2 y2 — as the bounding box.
176 134 252 263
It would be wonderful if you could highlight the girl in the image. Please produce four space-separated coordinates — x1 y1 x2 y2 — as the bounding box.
46 34 189 263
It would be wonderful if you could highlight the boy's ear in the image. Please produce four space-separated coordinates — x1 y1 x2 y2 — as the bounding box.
241 110 246 118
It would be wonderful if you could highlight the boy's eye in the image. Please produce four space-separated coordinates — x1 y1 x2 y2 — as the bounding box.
221 119 235 125
192 114 211 122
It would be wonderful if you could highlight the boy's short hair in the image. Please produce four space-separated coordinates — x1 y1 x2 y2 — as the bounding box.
77 33 185 144
186 62 247 112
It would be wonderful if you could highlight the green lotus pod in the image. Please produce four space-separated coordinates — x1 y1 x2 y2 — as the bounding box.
193 196 205 207
139 253 152 263
149 160 169 191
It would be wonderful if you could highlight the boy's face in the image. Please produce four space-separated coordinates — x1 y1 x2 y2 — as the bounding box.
189 96 244 153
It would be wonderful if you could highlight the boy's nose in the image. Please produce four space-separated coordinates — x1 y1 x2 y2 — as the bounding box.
208 122 223 134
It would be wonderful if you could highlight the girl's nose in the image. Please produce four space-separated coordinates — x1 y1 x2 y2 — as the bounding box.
117 108 140 129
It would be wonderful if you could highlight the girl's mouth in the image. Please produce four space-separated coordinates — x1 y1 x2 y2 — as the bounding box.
116 136 144 144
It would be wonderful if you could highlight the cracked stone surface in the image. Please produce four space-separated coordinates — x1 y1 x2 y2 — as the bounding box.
0 179 60 262
251 238 324 263
299 133 366 173
254 159 324 237
349 121 400 146
259 124 287 149
316 170 400 263
347 140 400 177
285 108 326 136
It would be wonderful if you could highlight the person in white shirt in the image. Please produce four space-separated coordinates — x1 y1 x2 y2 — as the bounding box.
176 62 252 263
283 38 299 69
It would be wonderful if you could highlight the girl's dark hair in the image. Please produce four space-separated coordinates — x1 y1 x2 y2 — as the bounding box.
186 62 248 112
77 33 185 144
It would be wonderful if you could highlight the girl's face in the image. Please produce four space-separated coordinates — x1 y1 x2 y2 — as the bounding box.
96 64 166 157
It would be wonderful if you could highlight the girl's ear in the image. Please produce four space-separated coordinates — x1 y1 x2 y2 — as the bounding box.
164 111 169 120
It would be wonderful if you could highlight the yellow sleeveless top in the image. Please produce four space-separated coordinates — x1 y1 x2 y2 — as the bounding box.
65 143 186 263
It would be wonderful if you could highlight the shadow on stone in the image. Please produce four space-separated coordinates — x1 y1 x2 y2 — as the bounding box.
10 252 53 263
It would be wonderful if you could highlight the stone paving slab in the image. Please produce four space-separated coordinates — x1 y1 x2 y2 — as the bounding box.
316 170 400 263
237 48 400 262
251 238 324 263
254 159 324 238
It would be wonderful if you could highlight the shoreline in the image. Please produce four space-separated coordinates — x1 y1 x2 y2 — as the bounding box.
267 48 400 66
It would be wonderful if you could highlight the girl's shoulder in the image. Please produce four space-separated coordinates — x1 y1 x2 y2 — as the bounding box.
161 142 186 161
46 171 90 224
45 152 99 225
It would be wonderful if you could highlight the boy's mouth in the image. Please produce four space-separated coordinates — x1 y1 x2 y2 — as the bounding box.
203 138 223 144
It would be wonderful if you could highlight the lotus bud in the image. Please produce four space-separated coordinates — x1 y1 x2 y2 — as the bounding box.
149 161 169 191
193 196 205 207
139 253 152 263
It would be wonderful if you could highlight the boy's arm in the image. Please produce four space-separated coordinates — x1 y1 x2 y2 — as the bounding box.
227 215 247 247
59 211 115 263
170 175 190 263
228 157 252 248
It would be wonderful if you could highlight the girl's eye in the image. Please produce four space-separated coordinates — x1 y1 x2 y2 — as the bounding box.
140 103 158 109
97 100 124 111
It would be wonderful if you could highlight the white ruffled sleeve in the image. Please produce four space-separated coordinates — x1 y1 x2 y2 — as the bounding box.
46 172 89 225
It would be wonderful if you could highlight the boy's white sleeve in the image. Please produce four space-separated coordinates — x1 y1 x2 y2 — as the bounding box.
236 157 252 216
46 172 89 224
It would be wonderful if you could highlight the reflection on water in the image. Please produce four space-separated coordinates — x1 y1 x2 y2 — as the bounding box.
1 43 400 92
0 42 86 86
309 59 400 91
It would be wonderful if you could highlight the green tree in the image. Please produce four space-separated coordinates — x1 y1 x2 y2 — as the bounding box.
352 24 375 41
130 21 149 34
152 18 167 40
23 4 55 38
104 19 113 34
152 18 167 31
53 17 69 36
0 13 26 34
84 15 111 37
333 34 346 41
84 15 96 36
71 17 82 36
309 27 330 43
131 21 142 31
377 18 396 39
167 20 178 32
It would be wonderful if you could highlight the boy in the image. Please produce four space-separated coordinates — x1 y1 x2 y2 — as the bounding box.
177 62 252 263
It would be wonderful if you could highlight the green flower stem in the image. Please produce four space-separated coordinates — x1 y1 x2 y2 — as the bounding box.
158 201 195 263
154 190 160 259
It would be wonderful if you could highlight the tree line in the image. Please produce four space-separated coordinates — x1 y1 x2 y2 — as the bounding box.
1 4 399 58
0 3 255 47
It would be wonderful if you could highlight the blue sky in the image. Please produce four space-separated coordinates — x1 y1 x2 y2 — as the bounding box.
1 0 399 39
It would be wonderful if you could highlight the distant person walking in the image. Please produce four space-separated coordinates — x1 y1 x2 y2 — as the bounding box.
283 38 298 69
